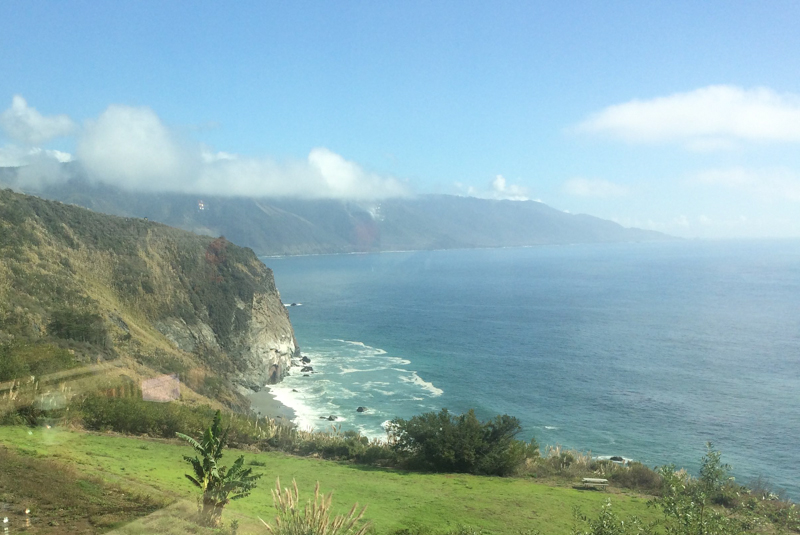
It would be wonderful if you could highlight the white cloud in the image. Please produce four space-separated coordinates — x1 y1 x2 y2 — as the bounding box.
489 174 530 201
76 104 408 199
696 166 800 201
0 144 72 167
77 104 198 190
574 85 800 148
453 175 536 201
0 95 75 145
0 145 72 190
563 177 628 198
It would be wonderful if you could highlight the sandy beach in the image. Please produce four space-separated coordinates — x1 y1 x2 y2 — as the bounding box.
248 387 296 422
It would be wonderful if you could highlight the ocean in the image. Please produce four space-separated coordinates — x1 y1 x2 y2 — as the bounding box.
261 240 800 499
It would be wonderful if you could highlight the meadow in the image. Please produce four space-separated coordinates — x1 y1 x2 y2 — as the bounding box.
0 426 655 535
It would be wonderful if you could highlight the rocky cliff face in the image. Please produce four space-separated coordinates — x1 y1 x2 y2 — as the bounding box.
153 287 299 392
228 291 298 390
0 188 299 402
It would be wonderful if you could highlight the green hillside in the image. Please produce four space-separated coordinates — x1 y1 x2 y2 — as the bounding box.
0 188 293 411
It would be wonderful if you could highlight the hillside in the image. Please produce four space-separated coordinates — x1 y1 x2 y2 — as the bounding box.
0 426 658 535
0 166 670 256
0 188 299 410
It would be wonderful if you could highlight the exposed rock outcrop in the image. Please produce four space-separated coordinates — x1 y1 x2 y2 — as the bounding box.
227 290 298 391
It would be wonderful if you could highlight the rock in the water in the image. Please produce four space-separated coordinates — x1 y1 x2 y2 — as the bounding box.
292 389 298 392
356 406 367 413
301 366 313 372
303 374 310 377
301 356 311 364
610 456 624 462
320 415 337 421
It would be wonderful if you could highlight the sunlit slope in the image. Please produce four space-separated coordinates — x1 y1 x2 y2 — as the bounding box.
1 168 670 256
0 188 297 408
0 426 656 535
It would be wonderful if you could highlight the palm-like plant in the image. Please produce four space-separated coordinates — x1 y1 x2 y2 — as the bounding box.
177 410 262 526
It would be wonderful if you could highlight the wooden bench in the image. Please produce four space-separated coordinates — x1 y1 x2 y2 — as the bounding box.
582 477 609 489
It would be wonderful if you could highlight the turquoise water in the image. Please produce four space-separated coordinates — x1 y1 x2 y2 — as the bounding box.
262 240 800 499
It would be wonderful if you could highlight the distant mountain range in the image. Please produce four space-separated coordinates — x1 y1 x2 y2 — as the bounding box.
0 165 671 256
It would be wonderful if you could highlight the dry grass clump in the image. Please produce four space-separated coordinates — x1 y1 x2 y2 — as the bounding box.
259 478 370 535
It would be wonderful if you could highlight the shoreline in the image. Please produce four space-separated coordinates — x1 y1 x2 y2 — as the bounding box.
247 386 296 422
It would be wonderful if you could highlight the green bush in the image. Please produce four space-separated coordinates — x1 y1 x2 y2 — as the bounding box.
388 409 538 476
0 341 78 382
48 309 108 346
609 462 662 494
572 501 652 535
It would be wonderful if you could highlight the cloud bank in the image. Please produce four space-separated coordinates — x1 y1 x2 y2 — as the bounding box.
489 175 530 200
1 97 409 200
0 95 75 145
454 175 532 201
575 85 800 149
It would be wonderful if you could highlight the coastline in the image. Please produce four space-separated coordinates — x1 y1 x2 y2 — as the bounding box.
248 386 297 422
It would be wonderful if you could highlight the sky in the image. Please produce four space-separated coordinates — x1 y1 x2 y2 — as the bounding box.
2 1 800 238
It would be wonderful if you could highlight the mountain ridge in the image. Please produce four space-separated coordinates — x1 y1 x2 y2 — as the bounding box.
0 165 672 257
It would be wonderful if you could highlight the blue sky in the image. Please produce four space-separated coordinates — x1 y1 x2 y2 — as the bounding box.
2 1 800 238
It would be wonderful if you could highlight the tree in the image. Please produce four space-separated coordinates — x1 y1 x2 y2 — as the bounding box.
177 410 262 526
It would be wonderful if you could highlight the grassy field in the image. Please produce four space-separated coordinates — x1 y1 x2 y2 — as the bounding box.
0 426 658 534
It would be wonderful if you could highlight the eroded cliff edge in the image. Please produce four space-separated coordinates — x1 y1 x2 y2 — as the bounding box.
0 188 298 405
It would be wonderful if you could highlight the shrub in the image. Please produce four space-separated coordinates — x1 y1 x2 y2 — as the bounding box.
0 341 78 382
609 462 662 494
572 501 652 535
48 309 108 346
388 409 538 476
651 446 749 535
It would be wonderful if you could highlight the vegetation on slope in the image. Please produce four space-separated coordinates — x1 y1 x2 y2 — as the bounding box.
0 188 287 412
0 445 165 534
0 426 658 535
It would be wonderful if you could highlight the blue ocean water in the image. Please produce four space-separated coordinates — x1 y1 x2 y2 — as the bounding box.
262 240 800 499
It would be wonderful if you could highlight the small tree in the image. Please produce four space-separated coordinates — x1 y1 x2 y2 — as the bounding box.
177 410 262 526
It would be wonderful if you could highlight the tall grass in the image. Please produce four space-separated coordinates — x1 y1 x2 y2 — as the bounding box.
259 478 370 535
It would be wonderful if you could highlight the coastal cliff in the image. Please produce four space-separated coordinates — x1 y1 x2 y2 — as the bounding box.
0 188 298 406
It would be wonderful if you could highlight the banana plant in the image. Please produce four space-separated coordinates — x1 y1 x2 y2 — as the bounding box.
177 410 262 527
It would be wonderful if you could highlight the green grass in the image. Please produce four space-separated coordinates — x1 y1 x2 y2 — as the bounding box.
0 426 657 534
0 442 164 534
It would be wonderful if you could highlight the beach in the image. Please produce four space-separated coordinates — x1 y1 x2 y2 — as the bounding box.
247 387 296 422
